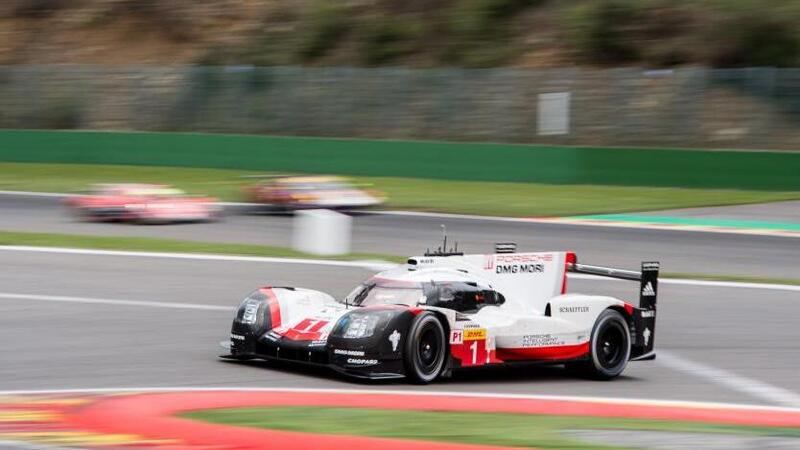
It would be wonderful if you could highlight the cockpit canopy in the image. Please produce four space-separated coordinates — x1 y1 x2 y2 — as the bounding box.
343 277 504 314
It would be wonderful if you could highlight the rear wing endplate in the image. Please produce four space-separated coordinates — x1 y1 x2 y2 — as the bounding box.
567 261 660 359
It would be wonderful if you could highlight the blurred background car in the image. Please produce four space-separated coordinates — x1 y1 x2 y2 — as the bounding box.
245 175 385 212
64 183 220 224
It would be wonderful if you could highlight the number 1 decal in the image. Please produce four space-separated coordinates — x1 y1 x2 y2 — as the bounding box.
451 328 492 367
470 340 478 365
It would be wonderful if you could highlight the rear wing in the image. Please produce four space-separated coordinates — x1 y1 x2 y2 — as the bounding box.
567 261 660 360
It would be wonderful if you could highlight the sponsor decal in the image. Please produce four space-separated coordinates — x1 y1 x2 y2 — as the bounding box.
264 330 281 341
642 282 656 297
643 327 652 346
521 334 566 348
640 310 656 318
308 340 327 347
495 263 545 274
559 306 590 313
495 253 553 263
346 358 379 365
450 327 494 367
642 262 660 271
484 255 495 270
388 330 401 352
451 334 496 367
334 349 365 356
417 258 435 264
230 333 246 341
463 328 487 341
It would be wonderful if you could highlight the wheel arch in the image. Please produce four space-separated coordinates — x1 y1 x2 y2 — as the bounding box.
415 309 451 360
608 305 636 343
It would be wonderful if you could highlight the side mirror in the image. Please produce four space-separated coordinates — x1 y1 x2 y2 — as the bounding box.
483 291 505 306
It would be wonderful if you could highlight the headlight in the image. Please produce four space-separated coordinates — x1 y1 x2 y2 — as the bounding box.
341 313 381 339
239 299 261 325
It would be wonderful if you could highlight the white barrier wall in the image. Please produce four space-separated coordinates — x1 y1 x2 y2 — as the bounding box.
292 209 352 256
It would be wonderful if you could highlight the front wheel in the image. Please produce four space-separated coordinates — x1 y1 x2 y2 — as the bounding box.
403 313 446 384
569 309 631 380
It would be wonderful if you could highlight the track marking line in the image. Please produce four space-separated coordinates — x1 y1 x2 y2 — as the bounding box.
0 292 233 312
2 245 799 293
371 210 800 238
0 190 70 198
568 273 800 292
1 387 799 414
658 351 800 409
0 245 396 271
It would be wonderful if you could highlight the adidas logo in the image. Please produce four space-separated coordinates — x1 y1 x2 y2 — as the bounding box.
641 282 656 297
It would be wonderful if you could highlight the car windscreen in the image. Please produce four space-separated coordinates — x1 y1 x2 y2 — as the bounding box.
343 282 424 307
342 279 503 312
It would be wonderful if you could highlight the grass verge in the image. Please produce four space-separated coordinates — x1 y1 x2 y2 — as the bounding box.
183 406 800 450
2 162 800 217
1 230 798 287
0 231 403 263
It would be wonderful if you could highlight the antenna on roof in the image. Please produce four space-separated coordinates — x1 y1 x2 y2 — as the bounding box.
424 224 464 257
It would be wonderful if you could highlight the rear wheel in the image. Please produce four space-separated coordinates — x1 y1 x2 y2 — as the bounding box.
403 313 446 384
570 309 631 380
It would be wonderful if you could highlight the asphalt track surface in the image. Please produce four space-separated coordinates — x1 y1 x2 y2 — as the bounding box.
641 200 800 223
1 192 799 410
1 193 799 279
1 248 799 408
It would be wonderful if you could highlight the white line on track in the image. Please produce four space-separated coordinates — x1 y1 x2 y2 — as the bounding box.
1 387 799 414
0 292 232 312
657 351 800 409
2 245 799 293
0 190 70 198
372 210 800 239
0 245 397 271
568 273 800 292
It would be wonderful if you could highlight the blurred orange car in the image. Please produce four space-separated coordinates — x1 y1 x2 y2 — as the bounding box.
65 183 220 223
246 176 385 211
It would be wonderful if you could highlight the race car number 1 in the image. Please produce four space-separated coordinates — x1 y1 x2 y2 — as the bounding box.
451 328 490 366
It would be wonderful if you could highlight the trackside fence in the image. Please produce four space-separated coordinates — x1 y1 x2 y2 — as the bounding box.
2 66 800 149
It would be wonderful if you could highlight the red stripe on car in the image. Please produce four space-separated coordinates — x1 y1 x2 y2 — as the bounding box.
496 342 590 361
261 288 282 328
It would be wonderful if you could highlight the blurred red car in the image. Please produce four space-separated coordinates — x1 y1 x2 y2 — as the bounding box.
246 176 385 211
65 184 220 223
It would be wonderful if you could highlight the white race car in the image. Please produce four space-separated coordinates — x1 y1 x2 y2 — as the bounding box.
223 244 659 383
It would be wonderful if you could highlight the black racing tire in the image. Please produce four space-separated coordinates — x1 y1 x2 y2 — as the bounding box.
570 309 631 380
403 312 447 384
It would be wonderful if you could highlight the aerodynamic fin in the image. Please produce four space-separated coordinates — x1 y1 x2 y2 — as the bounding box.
566 260 660 359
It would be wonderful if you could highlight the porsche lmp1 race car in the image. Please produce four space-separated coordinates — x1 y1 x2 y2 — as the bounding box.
245 175 384 211
222 244 659 383
65 184 220 223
